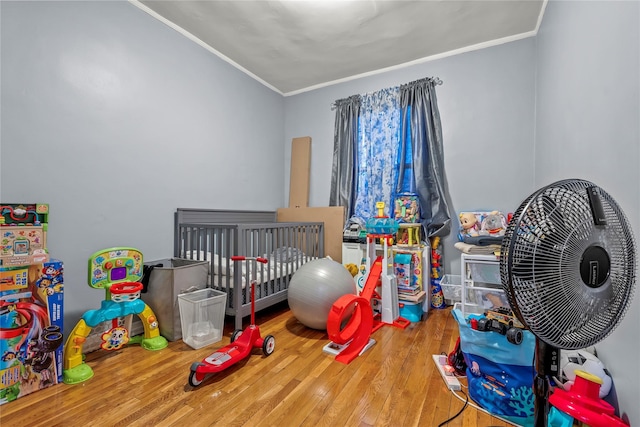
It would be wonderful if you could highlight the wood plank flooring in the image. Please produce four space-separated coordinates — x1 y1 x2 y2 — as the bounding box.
0 305 513 426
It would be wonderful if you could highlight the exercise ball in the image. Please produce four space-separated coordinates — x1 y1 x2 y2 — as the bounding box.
288 258 357 330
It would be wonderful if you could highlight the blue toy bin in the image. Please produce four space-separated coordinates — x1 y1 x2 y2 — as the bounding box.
399 300 423 322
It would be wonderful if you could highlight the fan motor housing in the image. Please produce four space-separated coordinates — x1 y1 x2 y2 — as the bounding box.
580 245 610 288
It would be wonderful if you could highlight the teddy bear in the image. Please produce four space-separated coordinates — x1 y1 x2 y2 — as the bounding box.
459 212 480 238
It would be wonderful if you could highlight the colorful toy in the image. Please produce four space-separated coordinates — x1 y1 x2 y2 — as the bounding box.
394 245 427 321
62 247 167 384
325 202 409 365
0 204 49 267
548 370 628 427
458 211 508 243
363 202 406 328
430 236 446 309
395 248 424 298
475 307 525 345
480 211 507 236
344 263 359 277
458 212 480 238
189 256 275 387
1 260 64 405
395 223 421 247
555 348 612 399
394 193 420 223
394 253 412 288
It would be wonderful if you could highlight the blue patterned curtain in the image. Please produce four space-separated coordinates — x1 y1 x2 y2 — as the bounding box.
353 87 401 221
332 77 449 233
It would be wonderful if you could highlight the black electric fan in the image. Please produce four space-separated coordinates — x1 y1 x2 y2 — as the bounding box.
499 179 637 427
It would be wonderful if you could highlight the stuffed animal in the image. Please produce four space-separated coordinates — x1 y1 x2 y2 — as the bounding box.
480 211 506 236
459 212 480 238
344 263 359 277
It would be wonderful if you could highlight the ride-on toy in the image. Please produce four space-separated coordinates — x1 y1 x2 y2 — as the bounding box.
188 256 275 387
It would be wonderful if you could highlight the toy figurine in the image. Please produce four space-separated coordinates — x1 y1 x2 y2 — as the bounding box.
459 212 480 238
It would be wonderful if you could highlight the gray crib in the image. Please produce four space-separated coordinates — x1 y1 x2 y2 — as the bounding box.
174 208 324 330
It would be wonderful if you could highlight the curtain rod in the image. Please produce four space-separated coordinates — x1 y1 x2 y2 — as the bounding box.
331 76 443 110
403 76 443 87
331 94 361 111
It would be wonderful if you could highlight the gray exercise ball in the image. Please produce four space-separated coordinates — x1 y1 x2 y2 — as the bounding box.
288 258 357 330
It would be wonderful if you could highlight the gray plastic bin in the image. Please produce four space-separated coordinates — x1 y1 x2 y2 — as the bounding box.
140 258 209 341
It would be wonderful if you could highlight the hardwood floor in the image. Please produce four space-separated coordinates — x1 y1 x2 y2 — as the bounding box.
0 305 513 427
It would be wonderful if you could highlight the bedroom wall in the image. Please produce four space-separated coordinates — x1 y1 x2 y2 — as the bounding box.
534 0 640 423
0 1 285 334
284 38 537 279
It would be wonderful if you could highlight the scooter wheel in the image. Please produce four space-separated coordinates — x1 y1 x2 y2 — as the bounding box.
189 371 205 387
262 335 275 356
231 329 243 343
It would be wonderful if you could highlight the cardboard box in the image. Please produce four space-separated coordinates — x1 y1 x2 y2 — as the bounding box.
288 136 311 208
277 206 344 262
0 260 63 405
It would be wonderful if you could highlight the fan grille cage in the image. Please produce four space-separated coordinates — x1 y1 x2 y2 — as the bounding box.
500 179 636 350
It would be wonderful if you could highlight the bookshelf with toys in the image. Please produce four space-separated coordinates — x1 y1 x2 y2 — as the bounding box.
343 198 431 323
392 194 430 321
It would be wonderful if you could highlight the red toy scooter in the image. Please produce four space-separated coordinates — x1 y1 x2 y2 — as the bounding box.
188 256 275 387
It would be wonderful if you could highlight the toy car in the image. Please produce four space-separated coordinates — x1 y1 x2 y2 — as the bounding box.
477 307 524 345
26 325 64 372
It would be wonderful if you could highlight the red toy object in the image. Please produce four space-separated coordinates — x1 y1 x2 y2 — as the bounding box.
326 256 409 365
549 370 628 427
188 256 275 387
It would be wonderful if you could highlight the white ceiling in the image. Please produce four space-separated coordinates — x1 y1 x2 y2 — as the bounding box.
133 0 546 95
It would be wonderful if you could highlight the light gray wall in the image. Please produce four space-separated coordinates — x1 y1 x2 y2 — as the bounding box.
285 38 537 282
0 1 285 333
535 0 640 423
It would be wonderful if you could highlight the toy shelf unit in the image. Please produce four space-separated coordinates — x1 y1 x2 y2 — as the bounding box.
342 242 430 316
451 253 508 317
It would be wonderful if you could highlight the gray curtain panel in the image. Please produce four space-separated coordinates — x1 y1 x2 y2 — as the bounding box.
329 95 361 222
399 77 451 238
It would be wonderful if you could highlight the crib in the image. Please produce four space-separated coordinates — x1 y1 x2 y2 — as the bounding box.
174 208 325 330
